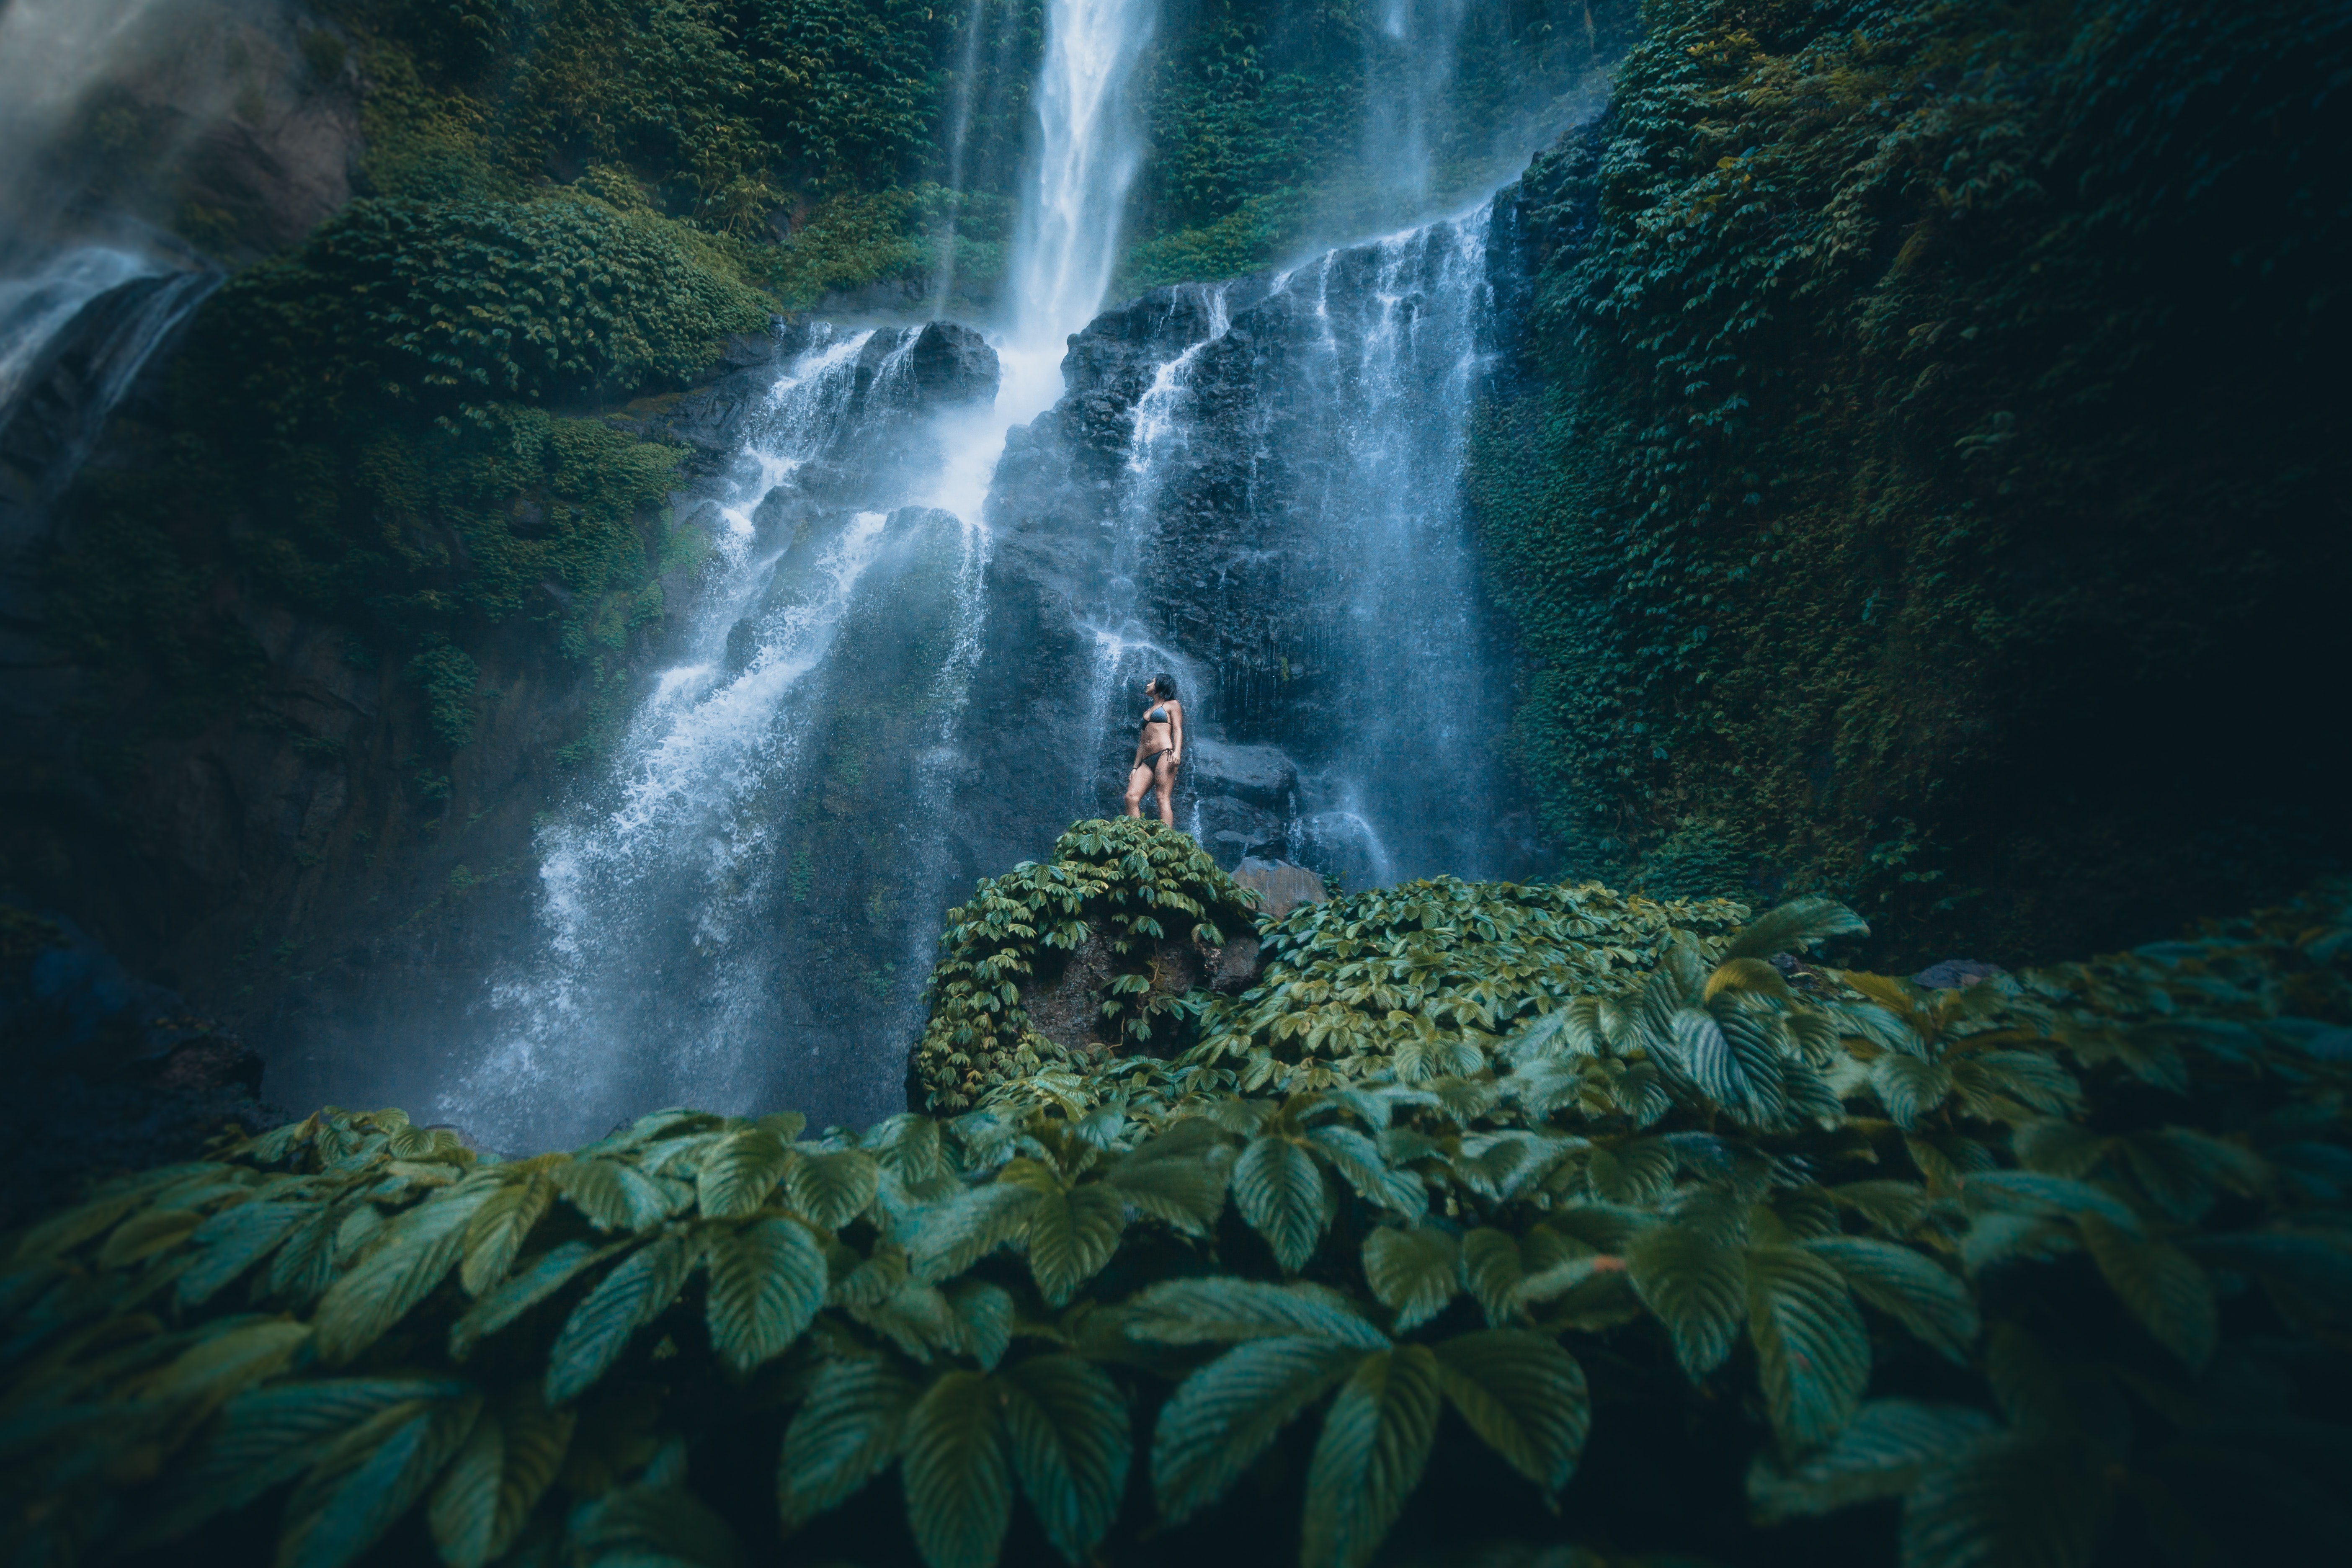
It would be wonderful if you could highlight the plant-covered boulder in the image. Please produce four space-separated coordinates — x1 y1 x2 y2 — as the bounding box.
4 879 2347 1567
911 819 1265 1113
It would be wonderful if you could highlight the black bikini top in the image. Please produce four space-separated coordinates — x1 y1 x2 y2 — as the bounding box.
1143 705 1169 727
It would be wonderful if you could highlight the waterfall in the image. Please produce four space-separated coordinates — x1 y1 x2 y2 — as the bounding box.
1372 0 1473 209
967 199 1534 895
929 0 1157 524
0 0 218 545
394 0 1164 1149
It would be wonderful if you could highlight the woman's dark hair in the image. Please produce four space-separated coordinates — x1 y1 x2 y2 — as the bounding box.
1148 673 1178 700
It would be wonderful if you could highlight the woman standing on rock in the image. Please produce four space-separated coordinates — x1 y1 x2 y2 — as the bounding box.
1124 673 1184 825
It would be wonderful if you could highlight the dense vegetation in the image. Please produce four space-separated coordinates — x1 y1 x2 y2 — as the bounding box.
914 818 1266 1113
1474 0 2352 962
7 819 2347 1565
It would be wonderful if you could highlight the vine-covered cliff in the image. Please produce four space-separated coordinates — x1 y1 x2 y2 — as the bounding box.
1476 0 2351 961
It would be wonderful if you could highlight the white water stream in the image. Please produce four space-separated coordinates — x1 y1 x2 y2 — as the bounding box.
444 0 1162 1148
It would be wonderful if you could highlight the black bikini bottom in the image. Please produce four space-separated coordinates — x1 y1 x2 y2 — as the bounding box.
1138 749 1177 771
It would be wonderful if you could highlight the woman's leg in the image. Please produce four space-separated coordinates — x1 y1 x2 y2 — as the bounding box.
1124 764 1153 817
1152 754 1179 826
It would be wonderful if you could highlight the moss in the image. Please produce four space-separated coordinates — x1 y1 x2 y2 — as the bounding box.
407 642 481 750
1479 0 2352 962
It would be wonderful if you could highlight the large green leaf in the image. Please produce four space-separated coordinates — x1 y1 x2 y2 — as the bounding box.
1900 1433 2109 1568
1361 1226 1461 1332
705 1216 826 1374
1749 1400 1998 1523
788 1149 881 1231
1961 1172 2139 1234
137 1318 312 1411
459 1176 554 1295
177 1201 314 1309
279 1390 482 1568
1460 1228 1526 1326
998 1355 1133 1563
1152 1337 1370 1526
424 1404 503 1568
573 1458 743 1567
449 1240 624 1360
901 1369 1011 1568
1586 1139 1676 1205
1723 897 1869 962
2078 1213 2217 1370
1627 1219 1748 1377
1300 1344 1443 1568
1667 1006 1752 1113
556 1158 681 1233
946 1279 1016 1372
1431 1330 1590 1495
125 1378 464 1550
910 1183 1040 1282
1804 1236 1981 1361
1233 1136 1328 1271
1124 1277 1389 1349
694 1129 793 1220
1102 1125 1230 1233
1307 1124 1425 1214
1747 1245 1871 1447
545 1230 699 1405
426 1389 572 1568
268 1203 349 1304
776 1358 922 1531
1021 1181 1126 1308
1872 1055 1956 1130
315 1183 497 1364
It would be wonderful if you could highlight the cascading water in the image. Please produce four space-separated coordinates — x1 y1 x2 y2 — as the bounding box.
416 0 1163 1149
1372 0 1473 208
964 199 1541 895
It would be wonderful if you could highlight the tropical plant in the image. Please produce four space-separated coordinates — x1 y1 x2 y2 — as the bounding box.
912 818 1264 1113
5 869 2346 1567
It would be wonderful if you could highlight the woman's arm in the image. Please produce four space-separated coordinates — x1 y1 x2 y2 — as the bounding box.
1171 702 1184 765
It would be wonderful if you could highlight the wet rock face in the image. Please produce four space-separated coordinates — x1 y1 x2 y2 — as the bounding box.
621 321 1000 481
1 908 279 1223
1019 918 1263 1059
1233 859 1331 921
954 208 1548 896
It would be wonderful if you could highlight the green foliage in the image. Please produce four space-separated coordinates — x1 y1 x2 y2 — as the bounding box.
912 817 1264 1112
11 871 2344 1565
1478 0 2352 959
1191 874 1750 1094
1119 1 1632 291
47 395 681 756
208 193 770 423
408 642 482 750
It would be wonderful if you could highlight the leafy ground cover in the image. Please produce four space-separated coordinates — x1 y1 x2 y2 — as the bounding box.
6 822 2347 1567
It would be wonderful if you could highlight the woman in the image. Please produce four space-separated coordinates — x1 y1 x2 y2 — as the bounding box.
1123 673 1184 825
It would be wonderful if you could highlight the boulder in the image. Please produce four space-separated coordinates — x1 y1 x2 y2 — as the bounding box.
1184 738 1300 810
1234 857 1329 920
907 321 1000 405
1193 792 1286 867
1020 917 1263 1057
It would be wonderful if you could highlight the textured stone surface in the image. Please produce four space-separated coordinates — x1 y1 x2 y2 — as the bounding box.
1234 858 1330 920
1 907 279 1223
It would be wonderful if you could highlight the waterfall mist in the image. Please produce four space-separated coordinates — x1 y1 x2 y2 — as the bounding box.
384 0 1166 1150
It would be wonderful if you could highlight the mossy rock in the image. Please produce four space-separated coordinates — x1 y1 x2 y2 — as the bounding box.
910 818 1263 1112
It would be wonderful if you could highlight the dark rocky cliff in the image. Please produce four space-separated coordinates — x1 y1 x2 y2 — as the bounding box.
953 204 1550 899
